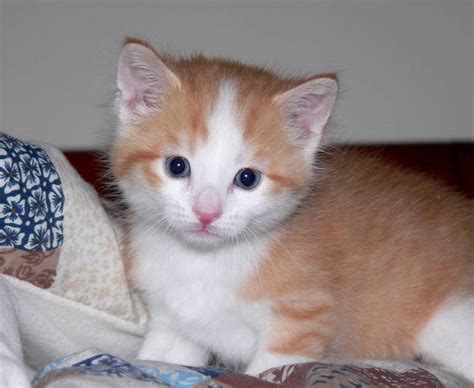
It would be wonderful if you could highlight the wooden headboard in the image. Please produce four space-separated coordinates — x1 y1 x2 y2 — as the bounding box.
64 144 473 198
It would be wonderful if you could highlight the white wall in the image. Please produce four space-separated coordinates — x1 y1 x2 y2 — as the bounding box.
1 0 472 150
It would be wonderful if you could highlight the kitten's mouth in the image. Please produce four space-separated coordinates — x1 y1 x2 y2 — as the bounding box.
189 225 219 238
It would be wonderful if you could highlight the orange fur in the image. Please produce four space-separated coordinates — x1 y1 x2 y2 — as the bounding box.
242 150 473 360
111 52 324 191
112 43 473 368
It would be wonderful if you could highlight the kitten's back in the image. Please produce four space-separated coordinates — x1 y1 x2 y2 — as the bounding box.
243 149 473 359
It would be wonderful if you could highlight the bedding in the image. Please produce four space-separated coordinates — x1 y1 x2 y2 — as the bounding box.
0 133 146 387
0 133 472 387
32 350 471 387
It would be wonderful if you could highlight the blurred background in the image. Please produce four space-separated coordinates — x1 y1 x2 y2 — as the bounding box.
0 0 472 195
1 0 472 149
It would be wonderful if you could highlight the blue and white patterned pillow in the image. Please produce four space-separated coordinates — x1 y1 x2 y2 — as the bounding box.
0 133 64 251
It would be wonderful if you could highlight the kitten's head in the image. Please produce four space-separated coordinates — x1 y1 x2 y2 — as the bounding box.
111 40 337 248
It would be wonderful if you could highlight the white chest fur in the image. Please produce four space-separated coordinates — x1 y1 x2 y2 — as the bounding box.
132 226 271 364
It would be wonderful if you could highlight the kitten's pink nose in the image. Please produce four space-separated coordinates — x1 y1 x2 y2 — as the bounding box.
195 210 221 226
193 187 222 226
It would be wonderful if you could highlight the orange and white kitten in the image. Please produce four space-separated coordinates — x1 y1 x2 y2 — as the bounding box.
111 40 473 379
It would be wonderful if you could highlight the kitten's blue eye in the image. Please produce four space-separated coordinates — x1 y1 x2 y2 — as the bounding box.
165 156 191 178
234 168 261 190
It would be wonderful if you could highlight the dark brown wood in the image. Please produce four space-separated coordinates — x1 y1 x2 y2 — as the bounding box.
64 151 104 189
454 143 474 198
64 151 115 198
64 144 473 198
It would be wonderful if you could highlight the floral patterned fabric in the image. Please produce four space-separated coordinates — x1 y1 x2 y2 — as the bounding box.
0 248 58 288
33 350 472 388
0 134 64 251
0 133 64 288
0 132 144 325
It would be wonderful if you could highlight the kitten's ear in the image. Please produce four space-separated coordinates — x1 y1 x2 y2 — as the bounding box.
274 76 337 162
117 42 181 122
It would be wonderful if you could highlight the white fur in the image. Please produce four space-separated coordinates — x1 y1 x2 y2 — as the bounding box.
134 226 271 366
124 81 307 374
416 296 474 382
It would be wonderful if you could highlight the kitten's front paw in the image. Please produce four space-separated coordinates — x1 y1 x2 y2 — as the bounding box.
138 346 208 367
0 355 31 388
138 331 208 367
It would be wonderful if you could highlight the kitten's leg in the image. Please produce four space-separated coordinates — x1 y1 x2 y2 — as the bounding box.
245 302 332 376
416 297 474 382
245 331 322 376
138 320 208 367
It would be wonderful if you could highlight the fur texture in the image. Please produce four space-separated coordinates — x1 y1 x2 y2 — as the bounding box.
111 40 473 379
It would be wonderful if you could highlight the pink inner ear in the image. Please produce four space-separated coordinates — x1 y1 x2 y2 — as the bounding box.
291 93 331 140
126 75 149 112
119 61 148 112
127 93 143 112
118 46 170 117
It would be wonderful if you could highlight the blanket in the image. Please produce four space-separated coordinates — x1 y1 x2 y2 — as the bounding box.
32 350 472 387
0 133 146 387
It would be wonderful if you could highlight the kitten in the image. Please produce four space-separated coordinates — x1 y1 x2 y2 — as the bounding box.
110 39 473 379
